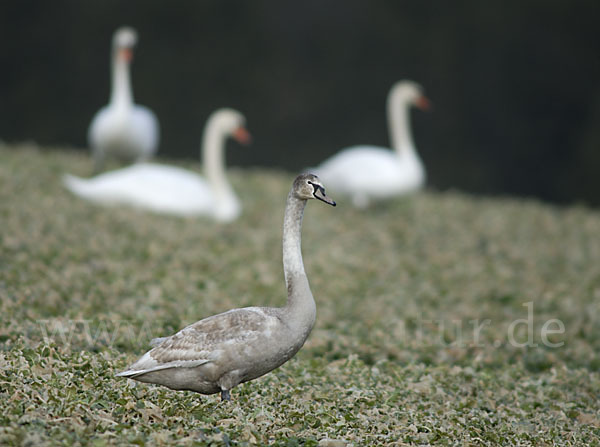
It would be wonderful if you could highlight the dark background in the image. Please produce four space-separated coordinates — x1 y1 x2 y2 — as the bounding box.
1 0 599 205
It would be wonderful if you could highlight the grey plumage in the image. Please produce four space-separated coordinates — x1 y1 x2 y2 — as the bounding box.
116 173 335 400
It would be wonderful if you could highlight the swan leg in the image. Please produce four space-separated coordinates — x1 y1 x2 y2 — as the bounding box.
220 389 231 401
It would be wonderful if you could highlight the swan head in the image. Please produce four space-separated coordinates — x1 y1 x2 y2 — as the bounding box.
207 108 252 145
293 174 336 206
112 27 138 61
390 80 431 111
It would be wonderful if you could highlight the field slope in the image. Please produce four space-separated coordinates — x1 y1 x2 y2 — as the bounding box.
1 143 599 446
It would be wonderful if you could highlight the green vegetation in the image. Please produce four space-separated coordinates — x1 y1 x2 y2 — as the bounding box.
1 143 599 445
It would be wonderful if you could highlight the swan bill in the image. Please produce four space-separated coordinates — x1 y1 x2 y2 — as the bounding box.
415 95 431 111
233 126 252 145
310 183 336 206
119 48 133 62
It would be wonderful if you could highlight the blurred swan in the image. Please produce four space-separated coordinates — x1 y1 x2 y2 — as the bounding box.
89 26 159 173
314 80 430 208
64 109 250 221
116 173 336 401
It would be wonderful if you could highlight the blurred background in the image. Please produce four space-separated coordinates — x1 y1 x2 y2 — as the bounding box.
1 0 599 205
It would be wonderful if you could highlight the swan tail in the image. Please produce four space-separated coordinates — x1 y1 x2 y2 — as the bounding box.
63 174 88 196
116 359 211 378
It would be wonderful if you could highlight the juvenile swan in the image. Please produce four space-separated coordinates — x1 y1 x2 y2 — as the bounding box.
88 27 159 172
116 174 336 400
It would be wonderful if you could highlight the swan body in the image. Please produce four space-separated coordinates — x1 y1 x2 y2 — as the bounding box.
314 80 429 208
63 164 215 217
314 146 423 206
65 108 250 222
116 173 336 400
89 27 159 172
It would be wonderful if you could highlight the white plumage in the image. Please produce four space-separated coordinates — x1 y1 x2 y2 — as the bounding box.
88 26 159 172
88 105 158 163
63 163 214 217
314 80 430 208
65 109 250 222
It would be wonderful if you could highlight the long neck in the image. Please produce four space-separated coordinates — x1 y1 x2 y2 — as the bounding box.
387 93 415 158
282 192 316 314
283 193 307 285
110 51 133 110
202 121 233 198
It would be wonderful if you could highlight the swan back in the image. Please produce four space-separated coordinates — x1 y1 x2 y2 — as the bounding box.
315 146 424 199
63 164 214 216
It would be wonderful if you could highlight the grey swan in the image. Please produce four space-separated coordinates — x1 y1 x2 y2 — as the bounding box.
116 173 336 400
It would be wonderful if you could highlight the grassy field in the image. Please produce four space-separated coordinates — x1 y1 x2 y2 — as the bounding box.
1 143 599 446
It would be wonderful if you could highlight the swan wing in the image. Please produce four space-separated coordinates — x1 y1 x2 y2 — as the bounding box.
315 145 425 201
130 105 159 158
63 163 215 216
87 106 112 149
117 307 279 376
316 146 403 189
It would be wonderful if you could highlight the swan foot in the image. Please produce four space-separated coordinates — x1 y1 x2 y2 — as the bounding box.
220 389 231 401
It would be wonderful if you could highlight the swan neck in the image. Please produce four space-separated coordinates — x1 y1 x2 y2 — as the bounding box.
387 94 416 157
282 194 311 301
283 194 307 279
202 120 233 198
110 51 133 109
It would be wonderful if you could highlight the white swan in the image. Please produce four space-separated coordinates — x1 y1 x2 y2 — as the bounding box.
314 80 430 208
116 173 336 400
64 108 250 221
88 26 159 172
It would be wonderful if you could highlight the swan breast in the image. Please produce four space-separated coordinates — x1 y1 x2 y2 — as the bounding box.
89 105 159 160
